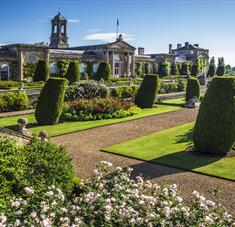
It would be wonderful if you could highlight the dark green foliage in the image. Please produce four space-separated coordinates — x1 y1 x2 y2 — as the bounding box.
191 59 200 77
35 78 67 125
207 57 216 77
0 92 29 112
185 77 200 101
135 74 159 108
23 62 37 79
86 62 94 79
24 139 75 194
33 60 49 82
158 60 170 77
94 62 111 81
58 60 71 77
180 62 190 75
136 62 142 78
110 85 139 99
216 57 225 76
193 76 235 154
65 61 80 84
171 63 179 76
144 63 149 75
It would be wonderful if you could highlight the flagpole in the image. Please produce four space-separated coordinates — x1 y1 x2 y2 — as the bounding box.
116 18 119 39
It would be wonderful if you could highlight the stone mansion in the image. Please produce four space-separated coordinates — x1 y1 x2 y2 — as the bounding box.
0 13 210 81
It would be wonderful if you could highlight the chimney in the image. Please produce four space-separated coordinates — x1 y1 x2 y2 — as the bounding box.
177 43 181 49
194 43 199 47
169 44 172 54
185 42 189 48
138 47 145 55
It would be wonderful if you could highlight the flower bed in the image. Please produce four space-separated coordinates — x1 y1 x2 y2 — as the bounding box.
1 161 234 226
61 98 140 121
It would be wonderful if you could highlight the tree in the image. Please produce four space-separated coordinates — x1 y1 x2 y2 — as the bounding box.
171 63 179 76
86 62 94 79
144 63 149 75
225 65 231 74
180 62 190 75
58 60 71 77
33 60 49 82
94 62 111 81
216 57 225 76
193 76 235 154
158 60 171 77
134 74 159 108
136 62 142 77
207 57 216 77
185 77 200 101
191 58 200 77
35 77 67 125
65 61 80 84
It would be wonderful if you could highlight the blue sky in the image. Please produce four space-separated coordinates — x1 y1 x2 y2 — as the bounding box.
1 0 235 65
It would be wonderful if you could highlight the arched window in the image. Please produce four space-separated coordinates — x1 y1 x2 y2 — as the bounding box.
80 63 87 73
25 55 38 63
54 24 57 33
1 64 9 80
61 24 64 33
50 62 58 75
93 63 99 73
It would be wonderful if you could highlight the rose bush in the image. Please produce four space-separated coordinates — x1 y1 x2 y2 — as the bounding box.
1 161 234 226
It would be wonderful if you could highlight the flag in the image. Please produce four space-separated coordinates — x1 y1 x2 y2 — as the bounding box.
117 18 119 26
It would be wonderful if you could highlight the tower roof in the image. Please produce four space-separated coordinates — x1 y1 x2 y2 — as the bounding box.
53 12 66 21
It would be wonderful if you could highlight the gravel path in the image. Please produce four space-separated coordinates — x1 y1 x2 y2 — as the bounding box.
52 108 235 215
0 109 34 118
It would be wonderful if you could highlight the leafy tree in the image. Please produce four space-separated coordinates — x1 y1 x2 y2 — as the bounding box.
135 74 159 108
171 63 179 76
191 58 200 77
65 61 80 84
94 62 111 81
158 60 171 77
136 62 142 77
86 62 94 79
216 57 225 76
207 57 216 77
144 63 149 74
185 77 200 101
193 76 235 154
225 65 231 73
33 60 49 82
180 62 190 75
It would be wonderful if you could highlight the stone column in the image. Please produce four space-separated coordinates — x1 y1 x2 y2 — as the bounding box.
126 52 130 77
18 50 24 81
131 53 135 77
111 51 115 77
106 51 109 64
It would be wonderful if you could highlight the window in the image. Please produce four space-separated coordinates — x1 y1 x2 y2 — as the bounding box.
80 63 87 73
54 25 57 33
93 63 99 73
25 55 38 63
1 64 9 80
61 24 65 33
50 62 58 75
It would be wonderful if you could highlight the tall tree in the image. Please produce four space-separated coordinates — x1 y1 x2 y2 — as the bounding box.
171 63 179 76
216 57 225 76
158 60 171 77
207 57 216 77
191 58 200 77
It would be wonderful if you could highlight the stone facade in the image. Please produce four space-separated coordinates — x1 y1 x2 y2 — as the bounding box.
0 13 209 81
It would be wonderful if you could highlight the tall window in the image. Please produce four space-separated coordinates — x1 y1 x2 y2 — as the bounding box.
50 62 58 75
54 25 57 33
1 64 9 80
80 63 87 73
61 24 65 33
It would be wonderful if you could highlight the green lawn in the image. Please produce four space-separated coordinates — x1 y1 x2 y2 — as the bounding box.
0 99 185 137
103 122 235 181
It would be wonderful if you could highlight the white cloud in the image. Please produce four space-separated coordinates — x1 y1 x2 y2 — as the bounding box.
88 28 101 33
67 19 79 23
84 32 135 42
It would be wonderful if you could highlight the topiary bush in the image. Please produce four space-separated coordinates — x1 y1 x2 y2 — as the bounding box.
65 61 80 84
33 60 49 82
185 77 200 102
94 62 111 81
193 76 235 154
35 77 67 125
134 74 159 108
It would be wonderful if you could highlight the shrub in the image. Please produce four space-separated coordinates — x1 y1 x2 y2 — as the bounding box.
158 60 171 77
58 60 71 77
86 62 94 79
136 62 142 77
110 85 139 99
193 76 235 154
207 57 216 77
94 62 111 81
180 62 190 75
177 79 187 92
185 77 200 102
171 63 179 76
0 81 19 89
135 74 159 108
216 57 225 76
2 161 234 226
35 77 67 125
191 58 200 77
65 82 108 101
0 92 29 112
24 139 75 194
23 62 37 79
65 61 80 84
33 60 49 82
61 98 140 121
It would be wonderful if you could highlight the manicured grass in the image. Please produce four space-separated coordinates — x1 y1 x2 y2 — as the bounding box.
103 122 235 181
0 99 184 137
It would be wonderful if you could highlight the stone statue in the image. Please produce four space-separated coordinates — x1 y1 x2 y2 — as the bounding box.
17 118 32 137
39 131 48 142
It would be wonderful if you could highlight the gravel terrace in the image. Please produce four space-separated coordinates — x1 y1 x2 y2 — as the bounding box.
52 108 235 215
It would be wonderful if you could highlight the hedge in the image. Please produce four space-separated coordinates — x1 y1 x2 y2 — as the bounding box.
33 60 49 82
134 74 159 108
35 77 67 125
185 77 200 102
193 76 235 154
65 61 80 84
94 62 111 81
